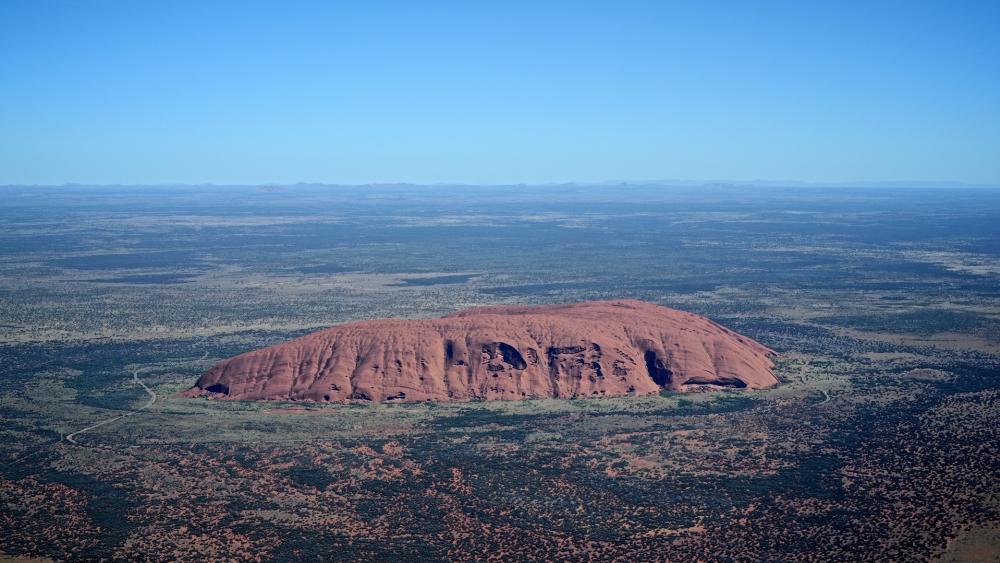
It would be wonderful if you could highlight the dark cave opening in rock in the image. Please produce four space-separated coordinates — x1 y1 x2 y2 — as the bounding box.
204 383 229 394
644 351 673 387
483 342 528 370
685 377 748 389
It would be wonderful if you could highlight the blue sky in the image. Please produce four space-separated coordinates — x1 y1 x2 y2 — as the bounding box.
1 0 998 185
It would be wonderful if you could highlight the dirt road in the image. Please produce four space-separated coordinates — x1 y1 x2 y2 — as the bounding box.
65 368 156 446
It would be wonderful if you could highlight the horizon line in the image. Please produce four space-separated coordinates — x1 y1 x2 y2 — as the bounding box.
2 179 1000 190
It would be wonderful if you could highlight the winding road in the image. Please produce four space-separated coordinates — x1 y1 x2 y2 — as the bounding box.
816 387 831 405
65 368 157 445
62 337 212 447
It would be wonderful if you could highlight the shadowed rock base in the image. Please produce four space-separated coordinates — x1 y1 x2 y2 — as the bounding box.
185 300 777 403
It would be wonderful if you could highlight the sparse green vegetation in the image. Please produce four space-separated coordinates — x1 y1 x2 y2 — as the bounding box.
1 185 998 560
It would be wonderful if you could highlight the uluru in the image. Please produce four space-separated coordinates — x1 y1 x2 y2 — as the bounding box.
186 300 777 403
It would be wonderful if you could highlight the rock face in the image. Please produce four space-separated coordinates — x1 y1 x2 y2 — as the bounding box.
186 300 777 403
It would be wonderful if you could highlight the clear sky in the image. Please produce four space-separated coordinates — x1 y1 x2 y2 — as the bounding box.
1 0 998 185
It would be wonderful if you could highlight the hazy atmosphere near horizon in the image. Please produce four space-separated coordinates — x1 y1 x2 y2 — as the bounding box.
2 0 999 186
2 2 1000 562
